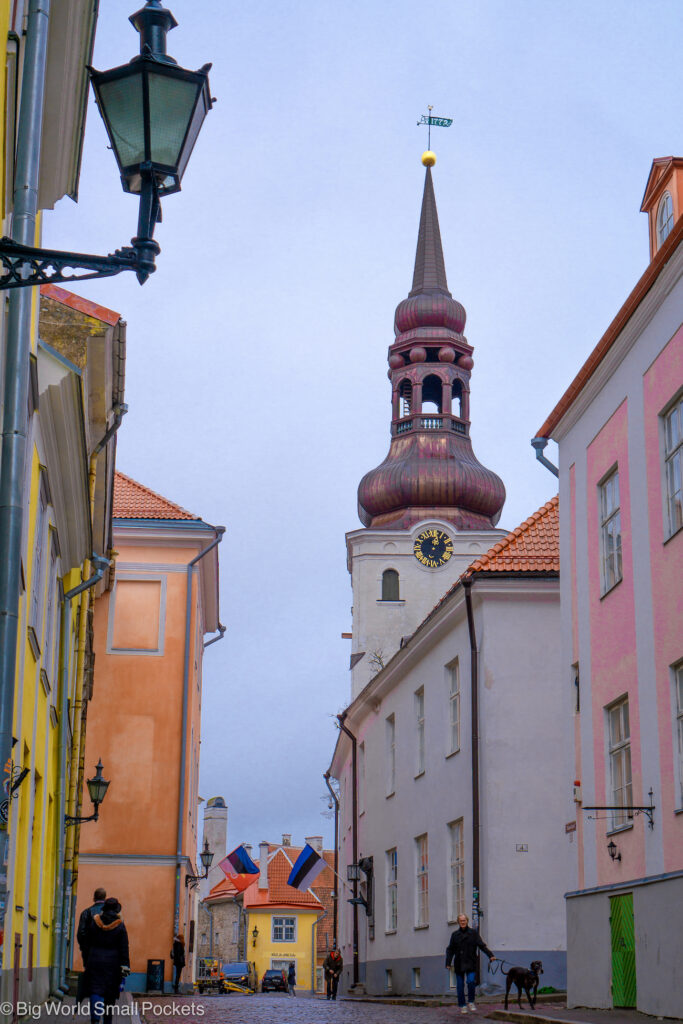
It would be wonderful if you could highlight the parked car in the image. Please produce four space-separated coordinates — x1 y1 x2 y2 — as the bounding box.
261 968 288 993
222 961 258 991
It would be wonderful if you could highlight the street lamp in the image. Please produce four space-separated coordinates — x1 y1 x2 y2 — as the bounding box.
185 838 214 887
607 840 621 862
251 926 259 948
65 760 110 826
0 0 213 289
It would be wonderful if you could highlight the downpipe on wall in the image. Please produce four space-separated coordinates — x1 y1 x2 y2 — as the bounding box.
531 437 559 477
336 713 359 989
323 771 339 947
463 579 483 984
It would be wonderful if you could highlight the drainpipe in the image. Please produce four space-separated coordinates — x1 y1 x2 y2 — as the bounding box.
463 579 483 984
530 437 559 477
52 556 108 995
0 0 52 924
204 902 214 957
203 623 226 649
311 907 327 993
336 713 358 989
174 527 225 935
323 771 339 947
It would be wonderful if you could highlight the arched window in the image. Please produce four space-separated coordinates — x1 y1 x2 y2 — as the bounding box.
422 374 442 414
657 192 674 247
399 379 412 417
451 379 463 418
381 569 400 601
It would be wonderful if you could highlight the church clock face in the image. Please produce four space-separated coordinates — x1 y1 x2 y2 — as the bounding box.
413 529 453 568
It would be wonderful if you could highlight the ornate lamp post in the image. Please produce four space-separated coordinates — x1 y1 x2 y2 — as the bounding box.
185 838 214 887
0 0 213 288
65 760 111 826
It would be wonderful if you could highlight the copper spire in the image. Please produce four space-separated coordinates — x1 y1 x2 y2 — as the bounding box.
409 167 450 298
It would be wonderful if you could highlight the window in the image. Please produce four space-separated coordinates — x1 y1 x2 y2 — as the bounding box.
607 698 632 829
272 916 296 942
42 536 59 691
675 663 683 808
386 714 396 795
385 969 393 991
415 687 425 775
415 834 429 927
599 470 622 593
657 192 674 247
28 477 49 646
358 742 365 814
232 921 238 943
386 848 397 932
447 819 465 921
572 663 580 714
664 395 682 537
412 967 421 989
381 569 400 601
447 660 460 754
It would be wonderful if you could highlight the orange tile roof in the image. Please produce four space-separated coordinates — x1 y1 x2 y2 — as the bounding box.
40 283 121 325
113 471 199 521
463 495 559 576
242 849 321 910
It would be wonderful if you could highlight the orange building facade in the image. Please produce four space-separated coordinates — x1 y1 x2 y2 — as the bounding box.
76 473 224 992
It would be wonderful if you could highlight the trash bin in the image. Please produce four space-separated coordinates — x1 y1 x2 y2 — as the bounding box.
146 959 165 993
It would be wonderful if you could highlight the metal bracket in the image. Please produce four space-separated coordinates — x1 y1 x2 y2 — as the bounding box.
0 237 158 289
584 788 655 830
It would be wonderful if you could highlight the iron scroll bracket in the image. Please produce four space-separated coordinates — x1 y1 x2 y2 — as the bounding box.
0 237 155 290
583 788 655 830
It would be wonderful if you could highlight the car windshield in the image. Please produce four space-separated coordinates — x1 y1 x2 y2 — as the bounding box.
224 963 249 972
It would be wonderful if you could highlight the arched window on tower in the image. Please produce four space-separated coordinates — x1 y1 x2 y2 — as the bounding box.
422 375 442 414
381 569 400 601
657 192 674 247
451 379 462 419
399 379 412 418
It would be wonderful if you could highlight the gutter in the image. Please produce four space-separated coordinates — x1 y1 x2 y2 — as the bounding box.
174 527 225 935
336 712 359 989
311 907 327 993
530 437 559 477
463 578 483 982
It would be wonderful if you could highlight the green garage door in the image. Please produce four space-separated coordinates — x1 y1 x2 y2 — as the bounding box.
610 893 636 1007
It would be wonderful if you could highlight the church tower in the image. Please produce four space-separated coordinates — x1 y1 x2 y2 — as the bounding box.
347 153 506 697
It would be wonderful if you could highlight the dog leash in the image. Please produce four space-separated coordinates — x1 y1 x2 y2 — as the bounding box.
487 958 514 977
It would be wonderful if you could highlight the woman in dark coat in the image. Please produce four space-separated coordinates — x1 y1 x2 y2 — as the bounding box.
287 962 296 997
171 933 186 993
84 897 130 1024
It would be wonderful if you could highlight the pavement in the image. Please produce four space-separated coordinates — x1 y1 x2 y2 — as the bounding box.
17 992 682 1024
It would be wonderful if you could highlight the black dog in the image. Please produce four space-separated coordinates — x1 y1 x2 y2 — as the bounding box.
502 960 543 1009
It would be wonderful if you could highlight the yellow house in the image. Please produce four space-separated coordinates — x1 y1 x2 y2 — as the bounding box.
243 847 323 994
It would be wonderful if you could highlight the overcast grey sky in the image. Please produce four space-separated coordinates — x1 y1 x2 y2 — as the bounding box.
44 0 682 851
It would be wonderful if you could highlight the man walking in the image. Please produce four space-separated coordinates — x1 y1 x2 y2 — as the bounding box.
77 888 106 965
287 962 296 996
445 914 496 1014
323 947 343 1000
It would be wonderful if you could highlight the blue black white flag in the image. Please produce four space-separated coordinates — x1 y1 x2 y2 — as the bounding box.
287 843 326 890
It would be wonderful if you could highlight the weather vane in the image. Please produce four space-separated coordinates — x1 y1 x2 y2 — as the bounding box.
417 105 453 151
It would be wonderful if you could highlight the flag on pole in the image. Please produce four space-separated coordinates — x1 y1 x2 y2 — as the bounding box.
287 843 326 891
218 844 260 892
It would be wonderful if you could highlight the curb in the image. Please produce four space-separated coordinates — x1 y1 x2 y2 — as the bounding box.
485 1013 590 1024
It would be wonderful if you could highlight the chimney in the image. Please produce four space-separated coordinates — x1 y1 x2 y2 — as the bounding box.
259 841 269 889
244 844 253 860
201 796 228 899
282 833 291 847
305 836 324 853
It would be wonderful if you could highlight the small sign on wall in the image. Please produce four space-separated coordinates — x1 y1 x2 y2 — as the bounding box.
565 821 577 833
515 844 528 852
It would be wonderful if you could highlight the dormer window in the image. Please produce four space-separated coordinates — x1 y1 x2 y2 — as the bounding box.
657 192 674 247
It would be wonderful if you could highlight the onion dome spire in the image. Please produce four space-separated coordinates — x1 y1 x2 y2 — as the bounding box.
357 155 505 531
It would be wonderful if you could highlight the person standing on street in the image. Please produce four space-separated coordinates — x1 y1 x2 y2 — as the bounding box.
84 897 130 1024
171 933 186 993
323 947 343 1000
77 887 106 966
287 962 296 996
445 913 496 1014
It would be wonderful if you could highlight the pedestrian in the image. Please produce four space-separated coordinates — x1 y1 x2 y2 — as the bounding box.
287 962 296 996
445 913 496 1014
171 932 186 994
323 946 343 1000
77 887 107 965
83 897 130 1024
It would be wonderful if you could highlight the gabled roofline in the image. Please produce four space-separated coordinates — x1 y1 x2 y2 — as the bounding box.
40 283 121 326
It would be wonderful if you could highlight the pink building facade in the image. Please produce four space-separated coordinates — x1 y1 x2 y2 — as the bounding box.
535 158 683 1017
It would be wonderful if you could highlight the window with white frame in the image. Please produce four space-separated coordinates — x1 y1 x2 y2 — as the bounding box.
386 714 396 795
272 916 296 942
664 395 682 537
28 477 49 647
359 741 365 814
657 192 674 247
42 535 59 691
415 688 425 775
447 819 465 921
607 698 633 829
415 833 429 927
447 659 460 754
599 470 622 593
386 848 397 932
675 663 683 808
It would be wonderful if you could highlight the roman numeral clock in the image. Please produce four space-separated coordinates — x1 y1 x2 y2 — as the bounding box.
413 528 454 568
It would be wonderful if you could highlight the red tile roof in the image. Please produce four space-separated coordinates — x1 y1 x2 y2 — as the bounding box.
40 283 121 325
113 471 199 521
463 495 559 576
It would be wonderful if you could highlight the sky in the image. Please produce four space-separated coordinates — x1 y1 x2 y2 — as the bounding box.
43 0 682 852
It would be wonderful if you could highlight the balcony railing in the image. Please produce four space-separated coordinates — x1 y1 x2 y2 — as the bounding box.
393 415 468 437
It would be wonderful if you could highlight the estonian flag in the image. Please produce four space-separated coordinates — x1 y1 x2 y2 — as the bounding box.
287 843 326 891
218 844 260 892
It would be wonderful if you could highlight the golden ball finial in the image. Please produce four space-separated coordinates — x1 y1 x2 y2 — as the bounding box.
421 150 436 167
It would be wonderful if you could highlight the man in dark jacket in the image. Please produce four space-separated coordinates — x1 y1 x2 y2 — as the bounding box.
445 914 496 1014
77 888 106 966
323 947 343 1000
84 897 130 1024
